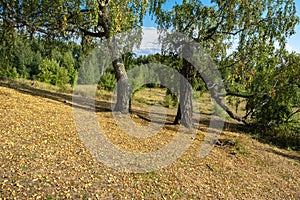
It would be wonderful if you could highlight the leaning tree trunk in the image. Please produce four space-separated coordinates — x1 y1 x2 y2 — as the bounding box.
174 57 194 128
100 2 130 113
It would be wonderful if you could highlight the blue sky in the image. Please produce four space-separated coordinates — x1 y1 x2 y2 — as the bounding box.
141 0 300 53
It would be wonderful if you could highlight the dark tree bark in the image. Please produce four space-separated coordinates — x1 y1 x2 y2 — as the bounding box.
174 52 194 128
174 103 181 124
100 2 130 113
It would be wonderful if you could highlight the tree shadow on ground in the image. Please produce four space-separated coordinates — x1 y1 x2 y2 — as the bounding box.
0 78 112 113
131 108 175 125
223 122 300 155
266 148 300 161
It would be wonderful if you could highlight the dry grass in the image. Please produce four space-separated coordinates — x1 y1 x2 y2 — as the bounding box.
0 78 299 199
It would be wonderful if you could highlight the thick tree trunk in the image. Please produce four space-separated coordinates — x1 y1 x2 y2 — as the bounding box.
112 58 130 113
174 57 194 128
99 2 130 113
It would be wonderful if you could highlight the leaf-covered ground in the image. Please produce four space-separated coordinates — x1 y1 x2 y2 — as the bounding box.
0 79 299 199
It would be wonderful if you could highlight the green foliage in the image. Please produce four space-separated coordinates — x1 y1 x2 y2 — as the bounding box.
0 31 82 87
151 0 300 133
9 67 19 79
162 89 178 108
11 38 32 78
37 58 70 87
129 64 159 92
99 72 117 91
46 46 79 86
192 76 206 93
77 50 104 85
253 124 300 151
3 36 45 79
0 0 148 45
245 52 300 126
0 66 19 79
30 52 43 78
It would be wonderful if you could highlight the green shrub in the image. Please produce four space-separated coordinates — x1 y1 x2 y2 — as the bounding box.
9 67 19 79
0 66 19 79
271 126 299 150
37 58 70 87
99 72 116 91
162 89 178 108
252 124 300 151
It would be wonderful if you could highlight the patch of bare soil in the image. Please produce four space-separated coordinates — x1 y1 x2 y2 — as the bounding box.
0 79 299 199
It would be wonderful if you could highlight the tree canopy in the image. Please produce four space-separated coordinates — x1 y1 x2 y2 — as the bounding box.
1 0 148 38
150 0 300 128
1 0 150 112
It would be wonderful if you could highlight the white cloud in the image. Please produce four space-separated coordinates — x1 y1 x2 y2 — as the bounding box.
286 43 293 53
133 27 161 56
275 41 295 53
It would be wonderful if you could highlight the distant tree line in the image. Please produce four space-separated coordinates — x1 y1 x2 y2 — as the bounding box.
0 35 81 87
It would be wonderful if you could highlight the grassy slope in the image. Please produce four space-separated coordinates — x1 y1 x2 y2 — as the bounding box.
0 78 299 199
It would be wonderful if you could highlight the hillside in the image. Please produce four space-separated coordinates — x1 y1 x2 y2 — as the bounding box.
0 79 299 199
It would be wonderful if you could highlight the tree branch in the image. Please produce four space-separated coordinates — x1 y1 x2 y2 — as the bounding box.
78 28 105 38
3 1 62 35
3 1 106 38
211 89 250 124
244 96 270 119
218 59 241 70
285 109 300 123
195 70 250 124
225 92 255 98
